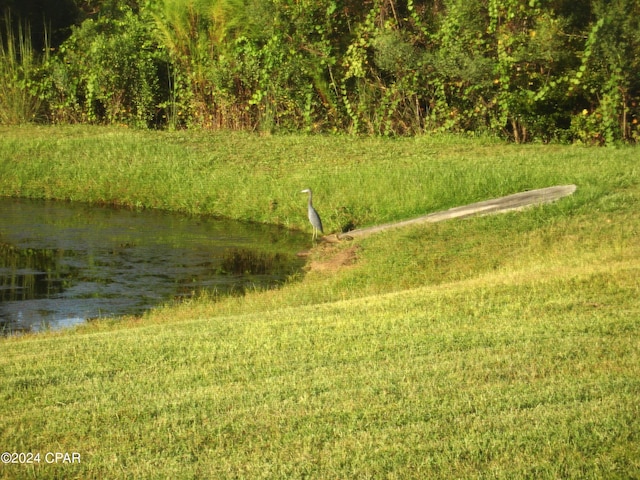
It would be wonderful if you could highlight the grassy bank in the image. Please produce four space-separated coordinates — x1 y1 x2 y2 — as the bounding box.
0 125 634 231
1 126 639 478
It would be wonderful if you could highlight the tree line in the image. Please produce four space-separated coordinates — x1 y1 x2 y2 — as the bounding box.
1 0 639 143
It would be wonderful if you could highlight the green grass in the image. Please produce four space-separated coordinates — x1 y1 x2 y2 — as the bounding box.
0 16 45 125
2 124 634 231
0 125 639 478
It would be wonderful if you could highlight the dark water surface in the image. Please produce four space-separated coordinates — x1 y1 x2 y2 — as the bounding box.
0 198 307 334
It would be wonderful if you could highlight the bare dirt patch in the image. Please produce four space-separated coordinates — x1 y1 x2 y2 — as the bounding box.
308 245 360 273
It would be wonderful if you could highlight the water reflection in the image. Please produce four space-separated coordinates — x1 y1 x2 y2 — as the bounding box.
0 198 307 334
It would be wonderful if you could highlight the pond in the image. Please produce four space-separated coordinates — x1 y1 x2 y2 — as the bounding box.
0 198 308 334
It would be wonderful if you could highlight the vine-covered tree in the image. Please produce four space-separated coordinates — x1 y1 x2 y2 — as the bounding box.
1 0 638 143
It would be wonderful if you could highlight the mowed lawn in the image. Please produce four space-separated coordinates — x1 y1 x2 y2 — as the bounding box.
0 126 638 479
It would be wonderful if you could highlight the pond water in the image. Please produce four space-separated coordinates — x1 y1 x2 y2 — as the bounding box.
0 198 308 334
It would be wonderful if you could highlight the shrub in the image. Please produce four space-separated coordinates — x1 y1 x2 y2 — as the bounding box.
46 5 162 127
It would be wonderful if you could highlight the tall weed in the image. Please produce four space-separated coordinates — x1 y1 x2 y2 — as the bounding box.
0 14 47 124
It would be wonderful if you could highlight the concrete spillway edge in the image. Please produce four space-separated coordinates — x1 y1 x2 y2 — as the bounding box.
334 184 577 240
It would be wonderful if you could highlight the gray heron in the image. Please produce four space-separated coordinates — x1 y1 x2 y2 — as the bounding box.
301 189 324 240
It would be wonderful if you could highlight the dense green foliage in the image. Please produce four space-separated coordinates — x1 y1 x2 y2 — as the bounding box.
1 0 639 142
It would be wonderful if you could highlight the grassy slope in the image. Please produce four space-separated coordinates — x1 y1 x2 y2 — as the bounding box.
0 126 638 479
1 124 629 230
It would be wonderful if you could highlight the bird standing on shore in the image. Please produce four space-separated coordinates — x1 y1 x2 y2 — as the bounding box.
300 189 323 241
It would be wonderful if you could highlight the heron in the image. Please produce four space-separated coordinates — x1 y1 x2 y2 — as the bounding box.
300 189 324 241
